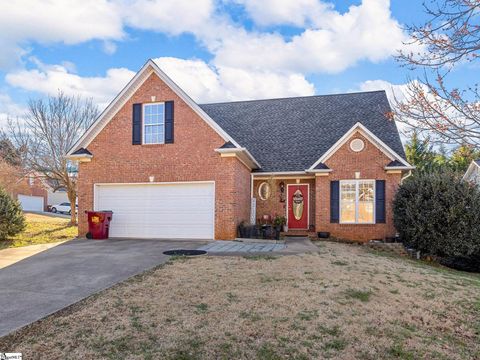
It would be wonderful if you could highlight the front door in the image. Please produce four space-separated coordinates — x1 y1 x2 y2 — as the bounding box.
287 184 309 229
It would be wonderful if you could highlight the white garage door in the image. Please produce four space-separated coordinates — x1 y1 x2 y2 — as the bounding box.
18 194 44 212
94 182 215 239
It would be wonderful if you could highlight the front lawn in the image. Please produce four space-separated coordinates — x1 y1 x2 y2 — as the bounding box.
0 213 77 250
1 242 479 359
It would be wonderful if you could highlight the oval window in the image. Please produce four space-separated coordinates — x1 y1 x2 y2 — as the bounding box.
350 138 365 152
258 182 271 201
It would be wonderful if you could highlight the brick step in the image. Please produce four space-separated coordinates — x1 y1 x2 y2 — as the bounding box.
281 231 317 238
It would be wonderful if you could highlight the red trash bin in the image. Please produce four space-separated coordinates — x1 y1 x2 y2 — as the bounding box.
86 211 113 240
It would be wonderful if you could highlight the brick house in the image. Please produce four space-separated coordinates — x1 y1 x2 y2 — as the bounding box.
67 60 414 242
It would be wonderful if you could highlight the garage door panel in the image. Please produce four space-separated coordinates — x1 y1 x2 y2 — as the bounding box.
18 195 44 212
95 183 214 239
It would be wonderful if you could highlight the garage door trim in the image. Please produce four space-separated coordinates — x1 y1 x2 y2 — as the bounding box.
93 181 216 239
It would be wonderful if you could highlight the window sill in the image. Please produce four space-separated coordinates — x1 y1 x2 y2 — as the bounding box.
339 222 376 225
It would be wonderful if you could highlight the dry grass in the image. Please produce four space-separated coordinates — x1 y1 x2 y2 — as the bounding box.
1 242 480 359
0 213 77 249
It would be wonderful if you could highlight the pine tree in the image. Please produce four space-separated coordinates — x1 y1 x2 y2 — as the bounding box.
405 131 435 172
450 144 480 173
0 186 25 240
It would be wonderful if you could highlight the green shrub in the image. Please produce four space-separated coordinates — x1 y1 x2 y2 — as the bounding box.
0 187 25 240
393 170 480 258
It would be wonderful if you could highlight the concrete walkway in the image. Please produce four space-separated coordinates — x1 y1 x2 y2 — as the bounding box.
198 237 318 255
198 241 286 253
0 242 67 269
0 238 208 337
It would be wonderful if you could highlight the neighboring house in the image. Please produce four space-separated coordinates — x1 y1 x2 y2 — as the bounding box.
14 173 47 212
14 173 69 212
67 60 414 242
463 160 480 185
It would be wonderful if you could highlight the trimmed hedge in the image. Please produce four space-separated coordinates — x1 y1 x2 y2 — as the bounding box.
0 187 25 240
393 170 480 259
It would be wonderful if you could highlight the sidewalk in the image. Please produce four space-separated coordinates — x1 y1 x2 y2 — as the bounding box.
0 242 67 269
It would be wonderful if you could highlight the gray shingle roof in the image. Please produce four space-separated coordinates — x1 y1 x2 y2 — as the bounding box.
200 90 405 172
386 160 404 167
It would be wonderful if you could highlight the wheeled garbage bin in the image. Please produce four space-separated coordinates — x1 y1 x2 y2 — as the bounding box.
86 211 113 240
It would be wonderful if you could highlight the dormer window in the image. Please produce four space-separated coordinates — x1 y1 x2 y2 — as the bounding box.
143 103 165 144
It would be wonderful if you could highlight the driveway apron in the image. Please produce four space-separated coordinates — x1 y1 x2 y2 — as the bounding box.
0 238 208 337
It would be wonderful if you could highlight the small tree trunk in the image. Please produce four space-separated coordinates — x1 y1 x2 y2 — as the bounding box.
67 189 77 226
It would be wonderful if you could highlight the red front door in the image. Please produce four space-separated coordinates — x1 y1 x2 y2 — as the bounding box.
287 184 309 229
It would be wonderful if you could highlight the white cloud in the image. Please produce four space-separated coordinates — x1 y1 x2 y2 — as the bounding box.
5 63 135 109
121 0 214 35
358 79 425 139
0 93 26 130
0 0 415 113
0 0 216 68
214 0 407 74
5 57 314 106
155 57 314 102
102 41 118 55
359 79 410 104
233 0 332 27
0 0 124 68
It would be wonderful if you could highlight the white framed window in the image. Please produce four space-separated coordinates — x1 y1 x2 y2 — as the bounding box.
340 180 375 224
143 103 165 144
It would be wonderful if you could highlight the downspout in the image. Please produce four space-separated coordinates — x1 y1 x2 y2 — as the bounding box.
250 173 255 225
400 170 412 185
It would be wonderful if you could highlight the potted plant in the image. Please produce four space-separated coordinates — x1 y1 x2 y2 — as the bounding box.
273 215 286 240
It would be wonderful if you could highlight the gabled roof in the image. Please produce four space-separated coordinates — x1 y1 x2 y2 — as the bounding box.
72 148 92 156
200 91 408 172
67 59 243 156
309 122 412 170
463 159 480 181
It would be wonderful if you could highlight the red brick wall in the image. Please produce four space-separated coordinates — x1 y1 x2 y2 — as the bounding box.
253 178 315 228
77 72 251 240
315 132 402 242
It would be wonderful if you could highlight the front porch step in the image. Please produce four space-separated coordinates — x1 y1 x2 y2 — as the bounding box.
281 230 317 239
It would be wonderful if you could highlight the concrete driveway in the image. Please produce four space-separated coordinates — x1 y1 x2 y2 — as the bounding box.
0 238 209 337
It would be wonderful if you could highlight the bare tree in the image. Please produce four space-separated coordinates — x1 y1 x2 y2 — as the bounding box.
8 91 98 225
395 0 480 147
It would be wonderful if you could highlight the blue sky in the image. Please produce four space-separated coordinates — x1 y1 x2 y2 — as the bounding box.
0 0 472 126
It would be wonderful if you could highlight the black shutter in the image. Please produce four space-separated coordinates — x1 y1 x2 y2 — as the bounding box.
132 103 142 145
165 101 174 144
375 180 386 223
330 181 340 223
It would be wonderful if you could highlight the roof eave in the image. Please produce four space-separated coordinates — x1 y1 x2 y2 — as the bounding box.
384 165 416 171
305 169 333 173
215 147 261 169
66 154 93 163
